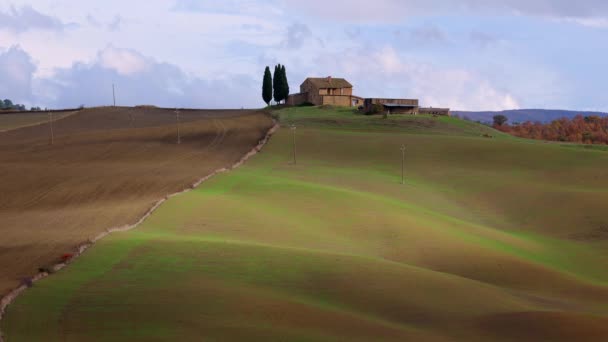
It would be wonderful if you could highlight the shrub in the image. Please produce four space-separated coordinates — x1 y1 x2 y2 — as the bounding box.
365 104 384 115
493 114 508 126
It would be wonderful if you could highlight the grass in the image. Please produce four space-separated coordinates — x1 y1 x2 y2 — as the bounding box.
4 106 608 341
277 106 513 138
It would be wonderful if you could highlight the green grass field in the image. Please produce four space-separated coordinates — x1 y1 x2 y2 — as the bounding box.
4 107 608 341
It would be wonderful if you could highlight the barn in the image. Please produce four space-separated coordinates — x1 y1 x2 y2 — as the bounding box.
363 98 419 114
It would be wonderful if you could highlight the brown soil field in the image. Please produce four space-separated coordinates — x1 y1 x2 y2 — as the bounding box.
0 106 274 298
0 110 79 132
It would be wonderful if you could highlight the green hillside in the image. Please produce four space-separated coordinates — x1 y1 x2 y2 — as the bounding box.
4 107 608 341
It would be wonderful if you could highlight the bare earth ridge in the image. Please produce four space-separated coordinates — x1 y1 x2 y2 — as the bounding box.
0 107 274 300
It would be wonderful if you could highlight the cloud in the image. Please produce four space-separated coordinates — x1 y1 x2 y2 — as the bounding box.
283 23 312 49
558 17 608 28
86 14 102 27
98 46 151 75
107 15 123 31
172 0 282 17
0 46 37 104
241 23 265 31
345 27 361 40
409 25 448 45
469 30 500 48
282 0 608 24
17 46 262 109
311 46 519 111
0 6 70 33
84 14 124 31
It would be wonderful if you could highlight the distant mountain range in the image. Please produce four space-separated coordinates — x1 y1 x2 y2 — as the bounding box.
452 109 608 124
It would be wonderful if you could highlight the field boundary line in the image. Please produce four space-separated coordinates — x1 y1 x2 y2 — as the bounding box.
0 110 82 133
0 119 279 342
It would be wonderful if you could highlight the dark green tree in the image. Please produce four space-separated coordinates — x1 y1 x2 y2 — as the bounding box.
281 65 289 102
493 114 508 126
262 66 273 106
3 99 13 109
273 64 283 104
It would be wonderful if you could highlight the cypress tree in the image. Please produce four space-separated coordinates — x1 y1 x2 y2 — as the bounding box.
262 66 273 106
281 65 289 102
273 64 283 104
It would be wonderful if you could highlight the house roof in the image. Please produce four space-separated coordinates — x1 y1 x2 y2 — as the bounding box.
419 107 450 111
304 77 353 89
382 103 418 108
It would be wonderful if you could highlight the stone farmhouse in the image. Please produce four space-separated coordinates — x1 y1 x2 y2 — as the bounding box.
287 77 364 108
287 76 450 116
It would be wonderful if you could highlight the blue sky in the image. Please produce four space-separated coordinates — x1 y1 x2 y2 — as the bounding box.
0 0 607 111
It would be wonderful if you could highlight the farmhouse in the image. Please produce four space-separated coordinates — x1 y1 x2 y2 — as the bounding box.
287 77 364 107
287 76 450 116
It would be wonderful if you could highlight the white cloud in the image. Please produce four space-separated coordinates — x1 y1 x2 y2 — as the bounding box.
559 17 608 28
0 5 70 32
281 0 608 25
310 46 519 111
469 30 501 48
0 45 262 109
409 25 448 45
283 23 312 49
173 0 284 17
98 46 151 75
0 0 602 111
0 46 36 104
107 15 122 31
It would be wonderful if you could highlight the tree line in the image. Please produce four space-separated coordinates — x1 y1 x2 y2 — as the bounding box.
493 114 608 145
262 64 289 106
0 98 42 111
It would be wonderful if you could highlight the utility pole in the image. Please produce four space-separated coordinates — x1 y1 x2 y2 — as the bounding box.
400 145 406 184
129 109 135 127
290 124 297 165
175 108 181 144
48 111 54 145
112 83 116 107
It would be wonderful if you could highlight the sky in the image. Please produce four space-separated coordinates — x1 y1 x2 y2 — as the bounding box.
1 1 607 111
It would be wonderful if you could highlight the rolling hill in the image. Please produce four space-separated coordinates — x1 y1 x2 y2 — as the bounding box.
3 106 607 341
0 107 273 305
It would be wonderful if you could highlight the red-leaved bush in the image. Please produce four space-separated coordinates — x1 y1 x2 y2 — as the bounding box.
495 115 608 145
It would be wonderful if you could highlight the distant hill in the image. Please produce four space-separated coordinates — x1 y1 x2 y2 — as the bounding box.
453 109 608 124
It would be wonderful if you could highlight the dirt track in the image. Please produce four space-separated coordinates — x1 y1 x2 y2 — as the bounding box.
0 107 274 297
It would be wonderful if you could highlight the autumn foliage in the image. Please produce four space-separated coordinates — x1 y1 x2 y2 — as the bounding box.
495 115 608 145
